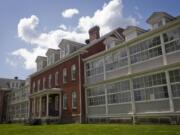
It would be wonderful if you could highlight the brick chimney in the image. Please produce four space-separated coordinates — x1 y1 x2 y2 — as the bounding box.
88 26 100 42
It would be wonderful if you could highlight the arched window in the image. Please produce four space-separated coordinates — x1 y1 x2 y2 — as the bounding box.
43 77 46 90
71 64 76 80
63 68 67 83
37 79 41 91
33 82 36 92
55 71 59 86
72 91 77 109
48 74 52 88
63 94 67 110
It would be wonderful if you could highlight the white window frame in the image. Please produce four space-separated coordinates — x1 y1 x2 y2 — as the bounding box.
48 74 52 88
55 71 59 86
71 64 76 80
72 91 77 109
33 82 36 92
63 94 67 110
43 77 46 90
63 68 67 84
37 79 40 91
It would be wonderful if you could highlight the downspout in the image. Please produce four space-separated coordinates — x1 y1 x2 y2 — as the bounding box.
78 54 82 123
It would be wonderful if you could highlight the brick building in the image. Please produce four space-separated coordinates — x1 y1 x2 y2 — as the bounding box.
0 77 25 123
29 26 124 123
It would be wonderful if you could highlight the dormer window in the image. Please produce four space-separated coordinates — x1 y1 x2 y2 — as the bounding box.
11 82 14 88
104 36 123 50
47 54 54 65
123 26 146 41
58 39 85 57
106 42 115 50
16 82 19 88
36 56 47 71
46 49 60 66
60 49 65 58
146 12 175 30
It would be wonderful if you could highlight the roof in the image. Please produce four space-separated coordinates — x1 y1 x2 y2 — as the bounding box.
35 56 47 62
30 27 124 77
86 27 124 47
123 26 147 35
0 78 25 90
58 39 85 48
146 12 175 24
46 48 60 56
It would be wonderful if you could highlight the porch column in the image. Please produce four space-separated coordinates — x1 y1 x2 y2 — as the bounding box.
39 96 42 118
33 98 35 117
46 94 49 117
59 93 62 119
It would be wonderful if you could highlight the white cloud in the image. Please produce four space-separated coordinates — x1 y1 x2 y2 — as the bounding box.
62 8 79 18
12 0 138 70
12 47 47 70
77 0 138 34
58 24 67 30
6 58 17 67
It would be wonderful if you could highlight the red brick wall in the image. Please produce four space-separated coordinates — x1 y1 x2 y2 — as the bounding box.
31 56 81 119
30 40 105 122
80 40 106 121
82 41 105 58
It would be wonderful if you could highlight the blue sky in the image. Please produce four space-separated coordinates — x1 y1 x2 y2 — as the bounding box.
0 0 180 80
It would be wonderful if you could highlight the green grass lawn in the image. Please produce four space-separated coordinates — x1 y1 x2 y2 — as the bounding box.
0 124 180 135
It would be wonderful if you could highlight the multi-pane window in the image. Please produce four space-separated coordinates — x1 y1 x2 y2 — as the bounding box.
88 96 105 106
86 58 104 84
63 68 67 84
48 74 52 88
133 72 168 101
87 85 105 106
106 80 130 94
72 91 77 109
71 64 76 80
86 58 104 77
130 36 162 64
55 71 59 86
169 69 180 97
63 94 67 110
164 27 180 53
108 92 131 104
105 48 128 72
107 80 131 104
87 86 105 97
106 42 115 50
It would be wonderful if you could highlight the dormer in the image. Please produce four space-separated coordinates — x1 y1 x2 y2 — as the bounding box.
123 26 146 41
58 39 85 58
146 12 175 30
103 28 124 50
104 37 123 50
10 77 25 89
46 49 60 66
36 56 47 71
